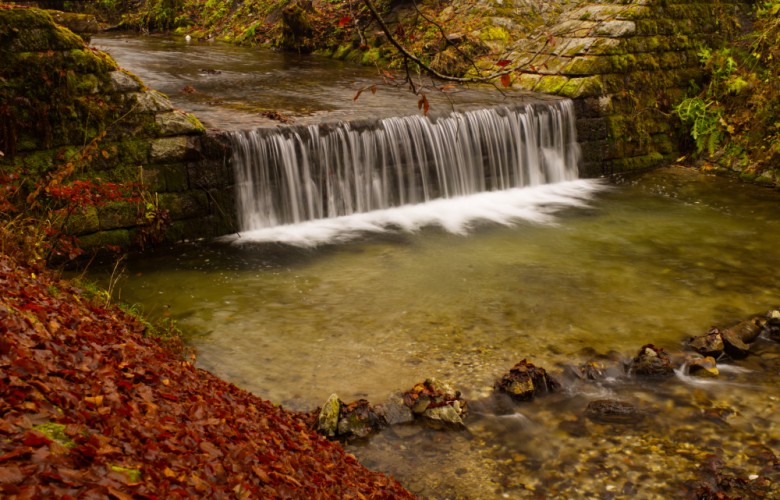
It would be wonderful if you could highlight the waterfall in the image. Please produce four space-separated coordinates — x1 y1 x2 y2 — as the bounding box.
228 100 581 232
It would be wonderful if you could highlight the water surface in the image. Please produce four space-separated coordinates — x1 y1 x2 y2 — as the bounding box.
100 167 780 498
92 33 551 130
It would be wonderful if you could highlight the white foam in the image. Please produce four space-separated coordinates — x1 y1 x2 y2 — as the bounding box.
218 179 607 247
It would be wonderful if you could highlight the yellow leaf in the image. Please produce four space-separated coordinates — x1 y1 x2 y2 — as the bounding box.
84 395 104 406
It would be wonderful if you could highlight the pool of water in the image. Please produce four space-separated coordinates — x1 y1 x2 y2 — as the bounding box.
95 166 780 498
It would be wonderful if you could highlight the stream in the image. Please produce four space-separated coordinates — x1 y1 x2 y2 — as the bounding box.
89 34 780 498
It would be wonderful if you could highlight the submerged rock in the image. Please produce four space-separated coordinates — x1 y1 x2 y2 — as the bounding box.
584 399 642 424
494 359 561 401
626 344 675 378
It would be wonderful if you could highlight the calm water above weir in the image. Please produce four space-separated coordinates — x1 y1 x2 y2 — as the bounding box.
99 167 780 498
92 33 551 130
91 35 780 498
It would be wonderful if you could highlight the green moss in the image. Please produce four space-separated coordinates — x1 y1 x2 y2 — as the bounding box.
161 163 189 192
99 201 139 231
109 465 142 483
32 422 75 449
478 25 510 44
158 192 209 219
534 75 569 95
78 228 133 249
361 47 383 66
514 73 543 92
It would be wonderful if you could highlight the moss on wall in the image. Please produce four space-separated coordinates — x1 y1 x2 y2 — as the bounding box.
0 6 233 252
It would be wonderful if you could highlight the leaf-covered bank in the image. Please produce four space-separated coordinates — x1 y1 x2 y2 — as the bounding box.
0 253 413 497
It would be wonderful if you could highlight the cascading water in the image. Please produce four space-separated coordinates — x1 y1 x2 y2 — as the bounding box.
224 99 601 245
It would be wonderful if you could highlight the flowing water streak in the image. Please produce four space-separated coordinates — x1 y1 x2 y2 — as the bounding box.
228 100 584 236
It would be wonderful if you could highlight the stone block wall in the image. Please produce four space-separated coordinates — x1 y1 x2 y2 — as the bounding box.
509 0 746 176
0 6 236 250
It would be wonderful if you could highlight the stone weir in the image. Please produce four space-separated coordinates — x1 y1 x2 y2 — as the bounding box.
229 101 581 231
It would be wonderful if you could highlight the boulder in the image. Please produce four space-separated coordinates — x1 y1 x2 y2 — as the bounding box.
494 359 560 401
626 344 675 378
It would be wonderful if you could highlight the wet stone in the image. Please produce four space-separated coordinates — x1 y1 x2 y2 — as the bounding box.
584 399 642 424
763 309 780 342
722 317 764 350
402 378 468 426
378 393 414 425
627 344 675 378
494 359 561 401
316 393 341 438
687 356 719 378
689 329 725 358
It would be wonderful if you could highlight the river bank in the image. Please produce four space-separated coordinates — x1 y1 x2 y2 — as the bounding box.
0 253 413 497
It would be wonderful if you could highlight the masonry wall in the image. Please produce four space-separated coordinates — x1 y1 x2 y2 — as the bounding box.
509 0 746 176
0 7 236 250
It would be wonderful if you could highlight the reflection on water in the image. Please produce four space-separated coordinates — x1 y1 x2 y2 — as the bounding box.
97 167 780 498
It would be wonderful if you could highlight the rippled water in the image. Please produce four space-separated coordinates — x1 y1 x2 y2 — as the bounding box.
96 167 780 498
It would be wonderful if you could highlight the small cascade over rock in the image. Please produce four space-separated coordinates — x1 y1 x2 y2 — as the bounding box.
228 100 581 231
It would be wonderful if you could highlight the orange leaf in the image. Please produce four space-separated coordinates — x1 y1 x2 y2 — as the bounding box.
500 73 511 88
338 16 351 28
353 89 363 101
84 395 104 406
417 94 430 115
496 59 511 67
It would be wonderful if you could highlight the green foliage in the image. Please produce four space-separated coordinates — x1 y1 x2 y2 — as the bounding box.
675 47 745 157
675 97 723 155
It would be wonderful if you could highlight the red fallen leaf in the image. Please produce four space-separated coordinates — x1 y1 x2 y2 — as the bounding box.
529 64 538 72
107 486 134 500
496 59 512 67
22 432 52 447
418 94 430 115
338 16 351 27
0 465 24 484
0 447 33 463
501 73 512 88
